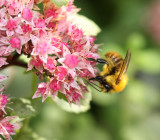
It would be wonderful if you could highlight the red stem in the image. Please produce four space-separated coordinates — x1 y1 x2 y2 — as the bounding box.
0 54 28 70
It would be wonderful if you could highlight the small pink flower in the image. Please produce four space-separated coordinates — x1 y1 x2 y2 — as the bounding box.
8 37 22 54
31 56 43 67
55 66 67 80
0 116 21 140
28 56 43 73
32 82 49 102
47 21 56 28
72 92 82 104
66 87 82 104
52 38 68 55
34 18 45 28
36 42 49 55
22 8 33 21
0 74 8 82
65 74 74 84
67 1 74 12
0 57 8 67
31 35 60 63
7 2 20 15
0 8 7 27
6 20 17 31
0 47 7 56
58 42 69 54
45 9 57 18
22 24 32 34
79 69 91 77
45 57 57 72
9 37 21 49
39 29 46 38
0 94 9 114
52 37 60 48
70 25 83 40
88 36 96 44
1 121 14 133
75 44 83 52
49 79 61 92
64 54 79 68
0 0 5 7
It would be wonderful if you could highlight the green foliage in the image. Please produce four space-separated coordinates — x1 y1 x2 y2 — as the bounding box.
50 0 70 7
8 98 39 118
126 33 146 50
14 127 47 140
135 50 160 73
29 102 111 140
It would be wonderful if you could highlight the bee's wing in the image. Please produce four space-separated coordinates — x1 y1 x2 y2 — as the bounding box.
116 49 131 84
123 49 131 74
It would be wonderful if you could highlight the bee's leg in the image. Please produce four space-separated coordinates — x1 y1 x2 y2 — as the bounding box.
87 58 108 64
89 77 96 81
89 76 103 81
89 76 111 92
85 80 101 92
86 76 103 92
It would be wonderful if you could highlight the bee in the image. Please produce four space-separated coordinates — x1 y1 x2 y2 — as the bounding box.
87 49 131 93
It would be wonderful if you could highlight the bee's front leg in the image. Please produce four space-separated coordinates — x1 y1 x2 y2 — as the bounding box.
87 58 108 64
89 76 104 81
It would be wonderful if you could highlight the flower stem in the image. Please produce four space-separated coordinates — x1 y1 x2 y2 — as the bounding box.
0 54 28 70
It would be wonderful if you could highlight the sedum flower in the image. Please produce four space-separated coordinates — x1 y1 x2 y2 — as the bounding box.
0 0 100 105
0 114 20 140
0 87 21 140
0 75 8 83
0 94 9 114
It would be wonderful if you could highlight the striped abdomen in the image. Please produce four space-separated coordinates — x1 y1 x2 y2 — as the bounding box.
105 52 123 74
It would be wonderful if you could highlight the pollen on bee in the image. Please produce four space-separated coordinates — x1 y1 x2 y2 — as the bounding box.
113 74 128 93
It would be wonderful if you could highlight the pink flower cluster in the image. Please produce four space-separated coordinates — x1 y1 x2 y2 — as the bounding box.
0 80 20 140
0 0 100 104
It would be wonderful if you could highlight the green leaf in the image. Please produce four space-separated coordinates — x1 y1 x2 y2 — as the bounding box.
19 54 30 63
53 88 92 113
8 98 38 118
50 0 70 7
69 14 101 36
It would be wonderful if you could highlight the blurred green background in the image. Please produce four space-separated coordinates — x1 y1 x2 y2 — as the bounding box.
1 0 160 140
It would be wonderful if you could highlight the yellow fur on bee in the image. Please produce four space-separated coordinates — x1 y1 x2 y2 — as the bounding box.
113 74 128 93
100 64 109 76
